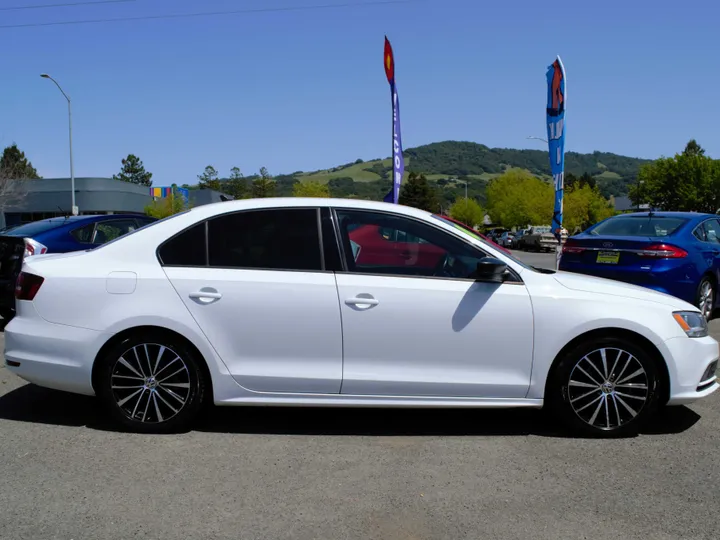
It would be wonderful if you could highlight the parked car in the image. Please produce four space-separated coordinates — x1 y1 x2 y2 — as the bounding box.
560 211 720 319
5 199 718 436
0 214 157 320
499 231 515 248
522 226 558 252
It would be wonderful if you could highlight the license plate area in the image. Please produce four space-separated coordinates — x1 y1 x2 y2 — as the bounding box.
597 251 620 264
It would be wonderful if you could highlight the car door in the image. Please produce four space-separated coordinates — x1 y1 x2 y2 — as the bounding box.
699 218 720 278
160 207 343 394
333 208 534 399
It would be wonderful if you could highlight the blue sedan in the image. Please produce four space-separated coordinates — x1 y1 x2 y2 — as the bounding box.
559 211 720 319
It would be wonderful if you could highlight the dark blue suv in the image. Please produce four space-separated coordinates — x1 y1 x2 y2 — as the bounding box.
0 214 156 319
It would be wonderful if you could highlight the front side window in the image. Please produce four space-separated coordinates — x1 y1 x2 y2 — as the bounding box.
335 209 490 279
207 208 323 271
71 223 95 243
702 219 720 244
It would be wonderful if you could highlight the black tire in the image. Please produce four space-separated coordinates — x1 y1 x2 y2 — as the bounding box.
547 336 662 438
696 276 715 321
95 333 208 434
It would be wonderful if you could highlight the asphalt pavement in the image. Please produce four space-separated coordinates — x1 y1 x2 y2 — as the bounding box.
1 253 718 540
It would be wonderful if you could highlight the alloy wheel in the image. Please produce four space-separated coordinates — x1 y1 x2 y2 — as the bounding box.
699 280 714 320
110 343 191 424
567 347 649 431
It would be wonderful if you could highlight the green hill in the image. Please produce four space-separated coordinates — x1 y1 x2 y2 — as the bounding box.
191 141 651 206
295 141 650 202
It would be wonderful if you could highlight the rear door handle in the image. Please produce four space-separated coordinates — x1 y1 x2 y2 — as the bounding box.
189 289 222 301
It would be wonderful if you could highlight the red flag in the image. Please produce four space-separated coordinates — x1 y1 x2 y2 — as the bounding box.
384 36 395 84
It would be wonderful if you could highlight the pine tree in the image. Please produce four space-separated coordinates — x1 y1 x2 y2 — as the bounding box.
0 144 41 179
252 167 276 198
399 172 439 212
113 154 152 186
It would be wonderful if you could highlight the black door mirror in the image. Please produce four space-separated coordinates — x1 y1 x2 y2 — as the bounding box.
472 256 508 283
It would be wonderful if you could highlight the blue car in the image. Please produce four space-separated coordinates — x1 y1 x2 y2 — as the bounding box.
0 214 156 319
559 211 720 319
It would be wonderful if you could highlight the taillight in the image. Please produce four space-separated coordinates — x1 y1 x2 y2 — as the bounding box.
15 272 44 301
24 238 48 258
637 244 688 258
562 239 586 254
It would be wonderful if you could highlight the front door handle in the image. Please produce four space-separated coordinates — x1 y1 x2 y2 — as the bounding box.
345 296 379 308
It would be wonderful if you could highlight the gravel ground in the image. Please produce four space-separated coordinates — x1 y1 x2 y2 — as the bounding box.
1 253 718 540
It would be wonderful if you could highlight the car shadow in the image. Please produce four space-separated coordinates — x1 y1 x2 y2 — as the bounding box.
0 383 702 438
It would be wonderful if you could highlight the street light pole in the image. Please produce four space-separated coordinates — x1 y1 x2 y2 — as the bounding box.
41 74 77 215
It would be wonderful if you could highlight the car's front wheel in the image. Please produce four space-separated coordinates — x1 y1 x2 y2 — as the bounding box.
96 333 207 433
548 336 661 437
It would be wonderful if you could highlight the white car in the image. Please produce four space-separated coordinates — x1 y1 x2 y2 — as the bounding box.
4 198 718 436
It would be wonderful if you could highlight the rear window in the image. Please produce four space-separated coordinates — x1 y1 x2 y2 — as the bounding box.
589 216 687 237
2 220 68 237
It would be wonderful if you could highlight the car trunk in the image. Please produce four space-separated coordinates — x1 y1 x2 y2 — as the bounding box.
561 235 670 283
0 236 25 310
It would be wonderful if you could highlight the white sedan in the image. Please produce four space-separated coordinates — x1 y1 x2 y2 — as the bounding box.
4 198 718 436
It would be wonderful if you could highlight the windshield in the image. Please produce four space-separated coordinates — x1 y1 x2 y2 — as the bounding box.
1 219 69 237
589 216 687 237
432 215 539 272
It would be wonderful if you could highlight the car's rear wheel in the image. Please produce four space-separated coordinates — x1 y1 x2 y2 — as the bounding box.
96 334 207 433
548 337 661 437
696 277 715 320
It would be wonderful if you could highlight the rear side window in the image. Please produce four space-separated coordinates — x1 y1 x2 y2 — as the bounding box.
158 223 207 266
71 223 95 243
589 216 687 237
207 208 322 271
93 220 138 244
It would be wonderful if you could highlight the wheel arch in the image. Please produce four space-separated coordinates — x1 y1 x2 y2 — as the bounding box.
543 327 671 406
91 325 214 403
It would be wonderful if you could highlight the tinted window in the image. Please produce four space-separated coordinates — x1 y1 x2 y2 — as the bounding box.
71 223 95 243
93 220 138 244
158 222 207 266
336 209 489 279
207 209 322 271
589 216 687 237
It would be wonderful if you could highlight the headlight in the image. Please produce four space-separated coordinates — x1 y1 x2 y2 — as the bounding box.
673 311 709 338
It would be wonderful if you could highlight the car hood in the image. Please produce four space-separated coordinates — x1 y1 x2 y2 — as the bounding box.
553 271 695 310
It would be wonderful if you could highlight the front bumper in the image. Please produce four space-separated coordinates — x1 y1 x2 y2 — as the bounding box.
4 301 111 396
664 335 719 405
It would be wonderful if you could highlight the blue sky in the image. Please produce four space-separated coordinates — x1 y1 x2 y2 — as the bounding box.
1 0 718 185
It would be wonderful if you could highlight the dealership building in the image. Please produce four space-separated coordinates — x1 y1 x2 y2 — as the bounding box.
0 177 231 229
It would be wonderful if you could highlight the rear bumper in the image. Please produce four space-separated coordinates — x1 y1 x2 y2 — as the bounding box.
664 335 719 405
4 301 112 396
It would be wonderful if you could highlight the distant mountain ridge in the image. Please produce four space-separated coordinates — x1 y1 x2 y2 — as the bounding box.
296 140 650 199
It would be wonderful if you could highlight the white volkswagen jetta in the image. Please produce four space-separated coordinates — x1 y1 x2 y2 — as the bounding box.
4 198 718 436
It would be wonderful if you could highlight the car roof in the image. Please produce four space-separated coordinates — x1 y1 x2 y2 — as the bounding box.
615 211 716 220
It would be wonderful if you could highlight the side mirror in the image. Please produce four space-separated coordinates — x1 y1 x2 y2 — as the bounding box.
472 257 508 283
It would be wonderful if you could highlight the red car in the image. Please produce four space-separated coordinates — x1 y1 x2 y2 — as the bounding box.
347 214 511 268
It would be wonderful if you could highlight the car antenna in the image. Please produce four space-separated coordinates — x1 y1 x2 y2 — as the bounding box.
57 205 69 220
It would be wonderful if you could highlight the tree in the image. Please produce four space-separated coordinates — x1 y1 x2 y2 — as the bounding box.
223 166 248 199
0 144 41 179
486 168 553 228
448 197 484 228
0 165 28 214
144 184 190 219
197 165 222 191
293 180 330 198
563 183 616 232
113 154 152 186
252 167 275 198
398 172 439 212
628 140 720 213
